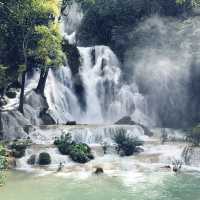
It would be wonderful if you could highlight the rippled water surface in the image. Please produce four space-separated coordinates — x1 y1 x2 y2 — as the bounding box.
1 170 200 200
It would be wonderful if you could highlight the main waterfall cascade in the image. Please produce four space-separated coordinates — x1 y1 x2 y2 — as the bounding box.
45 10 200 127
4 3 200 128
41 2 151 126
45 46 148 125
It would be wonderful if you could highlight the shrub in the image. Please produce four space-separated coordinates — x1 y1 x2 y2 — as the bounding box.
187 125 200 146
54 133 72 155
0 145 6 157
0 146 8 187
0 156 7 170
54 134 94 163
69 143 94 163
38 152 51 165
113 128 143 156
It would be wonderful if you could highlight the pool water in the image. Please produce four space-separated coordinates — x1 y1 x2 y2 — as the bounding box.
1 170 200 200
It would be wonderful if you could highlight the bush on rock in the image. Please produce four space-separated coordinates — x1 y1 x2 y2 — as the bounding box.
113 128 143 156
54 133 72 155
69 143 94 163
54 134 94 163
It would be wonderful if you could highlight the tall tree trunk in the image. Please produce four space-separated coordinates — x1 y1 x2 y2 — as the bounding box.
18 71 26 114
35 68 49 96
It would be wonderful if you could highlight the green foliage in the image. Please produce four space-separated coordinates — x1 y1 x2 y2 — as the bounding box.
0 144 6 157
0 156 7 170
0 144 7 187
54 133 72 155
176 0 187 4
38 152 51 165
113 128 143 156
69 143 94 163
54 133 94 163
0 0 63 99
34 24 65 69
192 0 200 7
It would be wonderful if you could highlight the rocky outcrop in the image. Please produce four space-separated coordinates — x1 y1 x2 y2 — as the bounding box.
94 167 104 175
62 40 87 111
0 91 56 140
115 116 153 136
115 116 137 125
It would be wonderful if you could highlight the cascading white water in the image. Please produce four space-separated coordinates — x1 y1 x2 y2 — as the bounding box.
44 46 148 124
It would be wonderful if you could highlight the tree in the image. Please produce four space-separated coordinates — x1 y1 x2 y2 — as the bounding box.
0 0 63 113
34 24 65 96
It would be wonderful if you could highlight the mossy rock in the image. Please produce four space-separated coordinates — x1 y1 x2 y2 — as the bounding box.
38 152 51 165
6 90 17 99
9 140 31 159
54 134 94 163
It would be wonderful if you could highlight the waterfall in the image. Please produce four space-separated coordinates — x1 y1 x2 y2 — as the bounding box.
43 46 149 125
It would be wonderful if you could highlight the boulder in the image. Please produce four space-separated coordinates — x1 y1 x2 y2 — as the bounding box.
38 152 51 165
6 89 17 99
9 140 30 158
115 116 136 125
94 167 104 175
66 121 77 125
27 154 36 165
115 116 153 137
39 109 56 125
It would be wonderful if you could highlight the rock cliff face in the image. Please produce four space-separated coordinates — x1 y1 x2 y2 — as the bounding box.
0 91 55 140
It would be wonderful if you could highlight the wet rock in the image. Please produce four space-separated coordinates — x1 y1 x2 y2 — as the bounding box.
7 157 16 169
0 98 7 107
115 116 153 136
6 89 17 99
27 154 36 165
38 152 51 165
9 140 31 159
94 167 104 175
66 121 77 125
40 109 56 125
115 116 136 125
